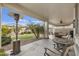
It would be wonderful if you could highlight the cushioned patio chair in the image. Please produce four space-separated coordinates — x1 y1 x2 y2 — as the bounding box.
44 43 74 56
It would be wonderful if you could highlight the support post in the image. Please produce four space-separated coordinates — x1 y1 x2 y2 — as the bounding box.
73 3 79 56
0 7 2 49
74 3 78 34
44 19 49 39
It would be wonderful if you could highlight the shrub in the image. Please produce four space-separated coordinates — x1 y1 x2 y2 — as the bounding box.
1 36 12 46
26 32 31 34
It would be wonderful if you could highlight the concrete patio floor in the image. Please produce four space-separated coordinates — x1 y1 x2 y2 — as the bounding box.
6 39 75 56
17 39 55 56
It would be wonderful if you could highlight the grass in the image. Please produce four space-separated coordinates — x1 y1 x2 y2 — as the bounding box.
11 33 35 41
0 49 7 56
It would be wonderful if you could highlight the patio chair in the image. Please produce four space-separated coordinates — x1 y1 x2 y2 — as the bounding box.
44 43 74 56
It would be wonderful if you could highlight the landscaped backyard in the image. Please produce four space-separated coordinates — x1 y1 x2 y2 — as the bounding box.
1 24 44 51
2 33 38 51
11 33 35 41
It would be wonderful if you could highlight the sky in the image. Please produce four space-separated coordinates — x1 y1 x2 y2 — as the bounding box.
2 7 44 26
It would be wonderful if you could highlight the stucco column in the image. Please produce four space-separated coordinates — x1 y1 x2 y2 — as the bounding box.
74 4 78 34
73 3 79 56
44 19 49 39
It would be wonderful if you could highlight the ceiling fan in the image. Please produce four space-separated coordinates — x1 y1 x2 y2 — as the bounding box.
59 18 63 24
60 19 63 24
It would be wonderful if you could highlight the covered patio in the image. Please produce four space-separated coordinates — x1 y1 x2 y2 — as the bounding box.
6 39 75 56
0 3 79 56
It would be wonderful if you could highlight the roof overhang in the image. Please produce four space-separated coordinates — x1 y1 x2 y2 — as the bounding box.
1 3 46 21
0 3 79 26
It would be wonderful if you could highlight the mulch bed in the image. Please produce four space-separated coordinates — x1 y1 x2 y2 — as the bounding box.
2 38 41 51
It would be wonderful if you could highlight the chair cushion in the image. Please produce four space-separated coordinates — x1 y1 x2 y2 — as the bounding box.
45 48 61 56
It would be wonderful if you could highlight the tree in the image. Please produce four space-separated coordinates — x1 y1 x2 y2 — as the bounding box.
28 24 44 39
2 25 12 46
2 25 12 36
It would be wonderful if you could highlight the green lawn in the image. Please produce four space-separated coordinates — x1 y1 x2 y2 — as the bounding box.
0 49 7 56
12 33 35 41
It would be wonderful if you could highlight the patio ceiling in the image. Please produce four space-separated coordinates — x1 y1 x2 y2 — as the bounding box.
1 3 79 26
